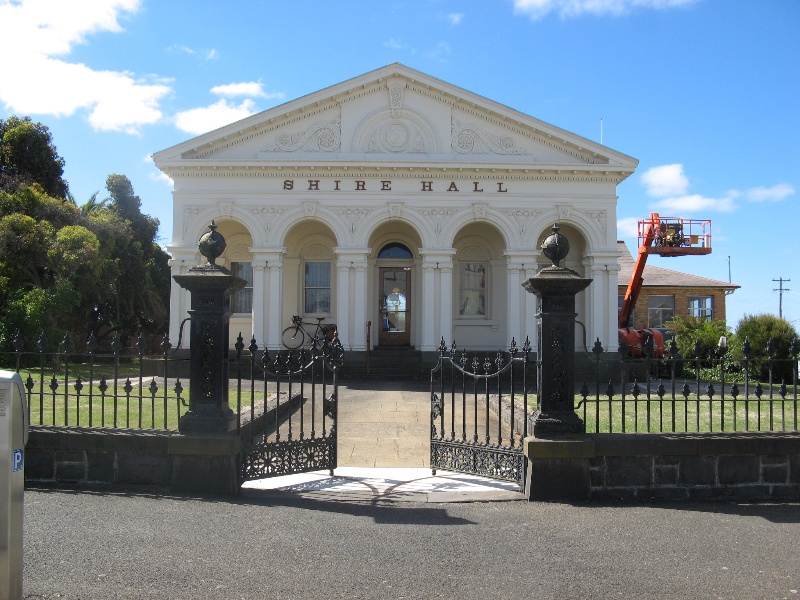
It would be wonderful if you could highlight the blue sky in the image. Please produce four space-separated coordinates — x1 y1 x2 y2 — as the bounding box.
0 0 798 330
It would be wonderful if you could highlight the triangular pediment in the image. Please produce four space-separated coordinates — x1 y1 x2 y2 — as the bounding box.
154 63 636 173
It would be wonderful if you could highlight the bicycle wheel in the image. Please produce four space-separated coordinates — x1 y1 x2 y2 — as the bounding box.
281 324 305 349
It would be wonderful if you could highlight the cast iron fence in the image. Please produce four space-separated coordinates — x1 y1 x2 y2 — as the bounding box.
580 338 800 433
2 331 186 430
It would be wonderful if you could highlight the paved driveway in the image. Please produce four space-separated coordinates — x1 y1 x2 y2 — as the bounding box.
23 487 800 600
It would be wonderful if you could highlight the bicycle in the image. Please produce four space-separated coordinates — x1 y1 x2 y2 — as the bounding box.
281 315 336 349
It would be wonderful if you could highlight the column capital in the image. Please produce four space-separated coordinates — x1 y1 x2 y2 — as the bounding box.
419 248 456 265
250 247 286 261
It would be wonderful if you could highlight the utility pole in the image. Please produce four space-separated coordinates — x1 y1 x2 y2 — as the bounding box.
773 277 790 319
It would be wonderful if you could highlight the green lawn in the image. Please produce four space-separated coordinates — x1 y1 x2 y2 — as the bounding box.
578 395 798 433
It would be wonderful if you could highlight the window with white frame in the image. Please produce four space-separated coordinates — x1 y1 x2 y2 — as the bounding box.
648 295 674 328
459 262 487 317
304 261 331 315
230 262 253 313
688 296 713 320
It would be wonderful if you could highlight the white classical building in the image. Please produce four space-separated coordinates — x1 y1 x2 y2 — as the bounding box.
154 64 636 356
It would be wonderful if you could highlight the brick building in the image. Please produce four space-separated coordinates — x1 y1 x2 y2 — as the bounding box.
617 240 739 329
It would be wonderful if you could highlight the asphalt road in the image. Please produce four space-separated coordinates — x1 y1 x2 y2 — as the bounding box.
23 485 800 600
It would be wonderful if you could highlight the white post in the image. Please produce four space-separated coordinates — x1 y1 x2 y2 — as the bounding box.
336 262 351 348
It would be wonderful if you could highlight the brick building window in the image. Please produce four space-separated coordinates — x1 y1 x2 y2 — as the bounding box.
648 295 674 328
688 296 713 320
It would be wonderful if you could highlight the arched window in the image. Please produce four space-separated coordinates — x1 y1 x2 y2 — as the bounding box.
377 242 413 259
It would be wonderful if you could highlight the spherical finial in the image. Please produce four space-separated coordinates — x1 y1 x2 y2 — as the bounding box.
541 223 570 267
198 221 226 266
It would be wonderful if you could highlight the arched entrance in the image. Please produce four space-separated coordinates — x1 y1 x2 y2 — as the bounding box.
369 222 422 349
377 242 413 346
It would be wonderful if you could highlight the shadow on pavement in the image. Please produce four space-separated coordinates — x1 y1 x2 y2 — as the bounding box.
25 482 478 526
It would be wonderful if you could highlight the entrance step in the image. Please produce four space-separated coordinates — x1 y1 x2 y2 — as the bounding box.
343 347 432 380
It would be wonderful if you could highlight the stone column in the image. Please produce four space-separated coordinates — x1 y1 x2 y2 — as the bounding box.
353 262 368 350
421 262 436 351
267 256 283 349
172 223 246 434
336 261 351 348
250 261 266 344
438 261 453 346
522 224 592 436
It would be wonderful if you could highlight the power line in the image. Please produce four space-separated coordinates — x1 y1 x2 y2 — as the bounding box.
773 277 791 319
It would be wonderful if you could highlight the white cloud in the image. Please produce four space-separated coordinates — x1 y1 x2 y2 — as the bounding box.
744 183 795 202
513 0 697 20
0 0 170 133
384 38 406 50
641 164 689 198
144 154 172 184
149 170 173 185
616 217 640 239
427 41 452 62
448 13 464 25
167 44 196 55
174 99 258 135
210 82 284 100
167 43 218 61
653 194 736 213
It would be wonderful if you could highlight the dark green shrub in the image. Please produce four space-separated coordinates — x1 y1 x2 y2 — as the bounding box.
730 314 799 382
665 315 731 362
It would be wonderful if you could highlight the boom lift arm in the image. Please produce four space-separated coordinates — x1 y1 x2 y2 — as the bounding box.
618 212 712 357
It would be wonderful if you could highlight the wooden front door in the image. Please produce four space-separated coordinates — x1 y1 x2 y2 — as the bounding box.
378 267 411 346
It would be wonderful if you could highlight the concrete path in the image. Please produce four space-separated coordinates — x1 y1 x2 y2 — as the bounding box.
336 378 431 468
243 378 526 501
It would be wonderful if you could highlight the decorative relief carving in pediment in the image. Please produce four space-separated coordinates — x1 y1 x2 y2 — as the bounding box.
264 117 341 152
366 119 427 153
452 119 525 155
389 83 404 117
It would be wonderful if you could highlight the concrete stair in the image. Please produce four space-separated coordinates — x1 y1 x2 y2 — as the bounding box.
344 346 431 380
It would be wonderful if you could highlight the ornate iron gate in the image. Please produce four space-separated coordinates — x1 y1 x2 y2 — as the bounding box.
238 336 343 482
430 339 531 488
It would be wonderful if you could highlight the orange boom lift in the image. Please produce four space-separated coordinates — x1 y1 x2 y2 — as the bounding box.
618 212 712 357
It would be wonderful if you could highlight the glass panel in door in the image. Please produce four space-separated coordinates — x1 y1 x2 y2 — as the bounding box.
379 268 410 346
